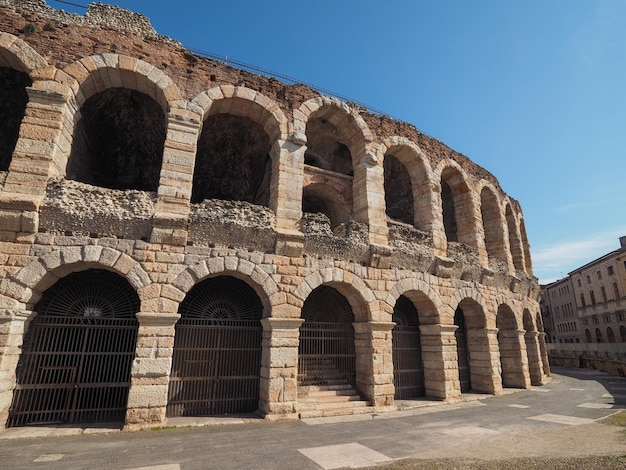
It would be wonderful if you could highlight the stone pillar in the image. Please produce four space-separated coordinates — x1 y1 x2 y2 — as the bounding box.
0 309 32 427
151 109 201 246
538 331 551 376
498 329 531 389
125 312 179 429
352 152 389 247
468 327 501 394
259 318 303 420
525 330 546 385
420 324 461 400
353 321 395 409
272 137 305 257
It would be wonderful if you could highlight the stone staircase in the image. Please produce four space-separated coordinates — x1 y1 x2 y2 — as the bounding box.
297 358 371 418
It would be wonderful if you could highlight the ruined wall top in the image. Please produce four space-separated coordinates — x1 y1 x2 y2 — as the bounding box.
0 0 179 44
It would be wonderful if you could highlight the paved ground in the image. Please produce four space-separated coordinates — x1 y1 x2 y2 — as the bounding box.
0 367 625 469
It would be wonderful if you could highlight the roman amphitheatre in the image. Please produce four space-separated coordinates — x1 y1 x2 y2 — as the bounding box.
0 0 548 429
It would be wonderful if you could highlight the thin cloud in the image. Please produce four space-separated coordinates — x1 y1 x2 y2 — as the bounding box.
533 227 626 283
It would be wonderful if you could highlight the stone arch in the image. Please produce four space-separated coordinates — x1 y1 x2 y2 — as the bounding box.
172 257 279 318
189 86 289 208
293 268 374 323
296 98 377 231
449 289 489 328
2 246 151 311
505 201 524 272
381 137 435 231
436 161 478 251
386 277 443 325
62 54 181 191
0 33 48 172
478 182 508 266
523 308 544 385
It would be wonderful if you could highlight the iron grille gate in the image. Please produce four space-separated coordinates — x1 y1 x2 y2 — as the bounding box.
455 309 471 393
166 319 262 417
298 322 356 386
8 316 137 427
392 325 424 398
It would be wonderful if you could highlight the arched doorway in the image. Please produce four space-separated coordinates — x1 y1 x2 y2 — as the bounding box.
497 305 524 388
298 286 356 389
8 270 139 427
596 328 603 343
392 295 424 399
454 307 471 393
607 327 616 343
167 276 263 417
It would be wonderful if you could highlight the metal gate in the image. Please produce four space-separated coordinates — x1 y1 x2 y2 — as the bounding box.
392 296 424 399
298 286 356 387
167 276 262 417
8 270 139 427
454 308 471 393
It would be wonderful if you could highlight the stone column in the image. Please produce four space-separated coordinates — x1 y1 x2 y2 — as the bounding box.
272 137 305 257
352 152 389 247
125 312 179 429
0 309 32 427
353 321 395 409
525 330 546 385
259 318 303 419
468 327 501 394
538 331 551 376
151 109 202 246
420 324 461 400
498 329 531 389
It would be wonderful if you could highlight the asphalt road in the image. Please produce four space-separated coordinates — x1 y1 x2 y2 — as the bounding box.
0 366 624 470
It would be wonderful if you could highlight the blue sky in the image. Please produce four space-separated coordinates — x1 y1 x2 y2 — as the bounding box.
52 0 626 283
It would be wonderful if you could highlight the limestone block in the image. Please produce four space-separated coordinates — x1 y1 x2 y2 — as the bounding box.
131 358 173 378
126 384 168 408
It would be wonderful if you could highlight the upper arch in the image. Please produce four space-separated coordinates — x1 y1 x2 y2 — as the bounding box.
0 32 49 73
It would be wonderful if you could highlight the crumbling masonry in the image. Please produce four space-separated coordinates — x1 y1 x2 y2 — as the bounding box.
0 0 548 429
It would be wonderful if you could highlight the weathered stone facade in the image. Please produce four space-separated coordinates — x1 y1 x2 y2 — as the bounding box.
0 1 548 429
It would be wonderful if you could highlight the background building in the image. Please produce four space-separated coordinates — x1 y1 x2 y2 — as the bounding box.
542 237 626 344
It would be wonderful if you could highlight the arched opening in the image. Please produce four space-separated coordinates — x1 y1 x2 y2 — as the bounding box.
8 270 139 427
497 305 524 388
67 88 166 191
480 187 507 263
192 114 271 206
167 276 263 417
505 205 524 271
621 326 626 342
304 117 353 176
454 307 471 392
392 295 424 399
298 286 357 390
441 178 457 242
0 66 31 171
607 327 616 343
523 309 542 385
585 329 592 343
384 154 414 225
302 183 351 229
520 219 532 273
595 328 603 343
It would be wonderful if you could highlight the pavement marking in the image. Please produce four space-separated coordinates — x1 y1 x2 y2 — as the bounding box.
577 402 615 409
570 388 585 391
33 454 65 462
530 387 551 393
126 465 180 470
527 414 595 426
440 426 500 437
298 442 391 469
509 404 530 409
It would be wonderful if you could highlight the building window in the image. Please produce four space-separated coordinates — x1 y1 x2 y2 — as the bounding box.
601 286 607 303
577 279 582 288
614 283 620 299
618 313 625 322
592 315 599 325
604 314 611 324
608 266 614 276
580 293 586 308
597 270 602 279
590 290 596 305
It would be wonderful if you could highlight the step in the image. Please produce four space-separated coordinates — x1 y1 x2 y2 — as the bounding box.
298 384 353 392
298 403 373 419
298 394 363 404
299 388 356 398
